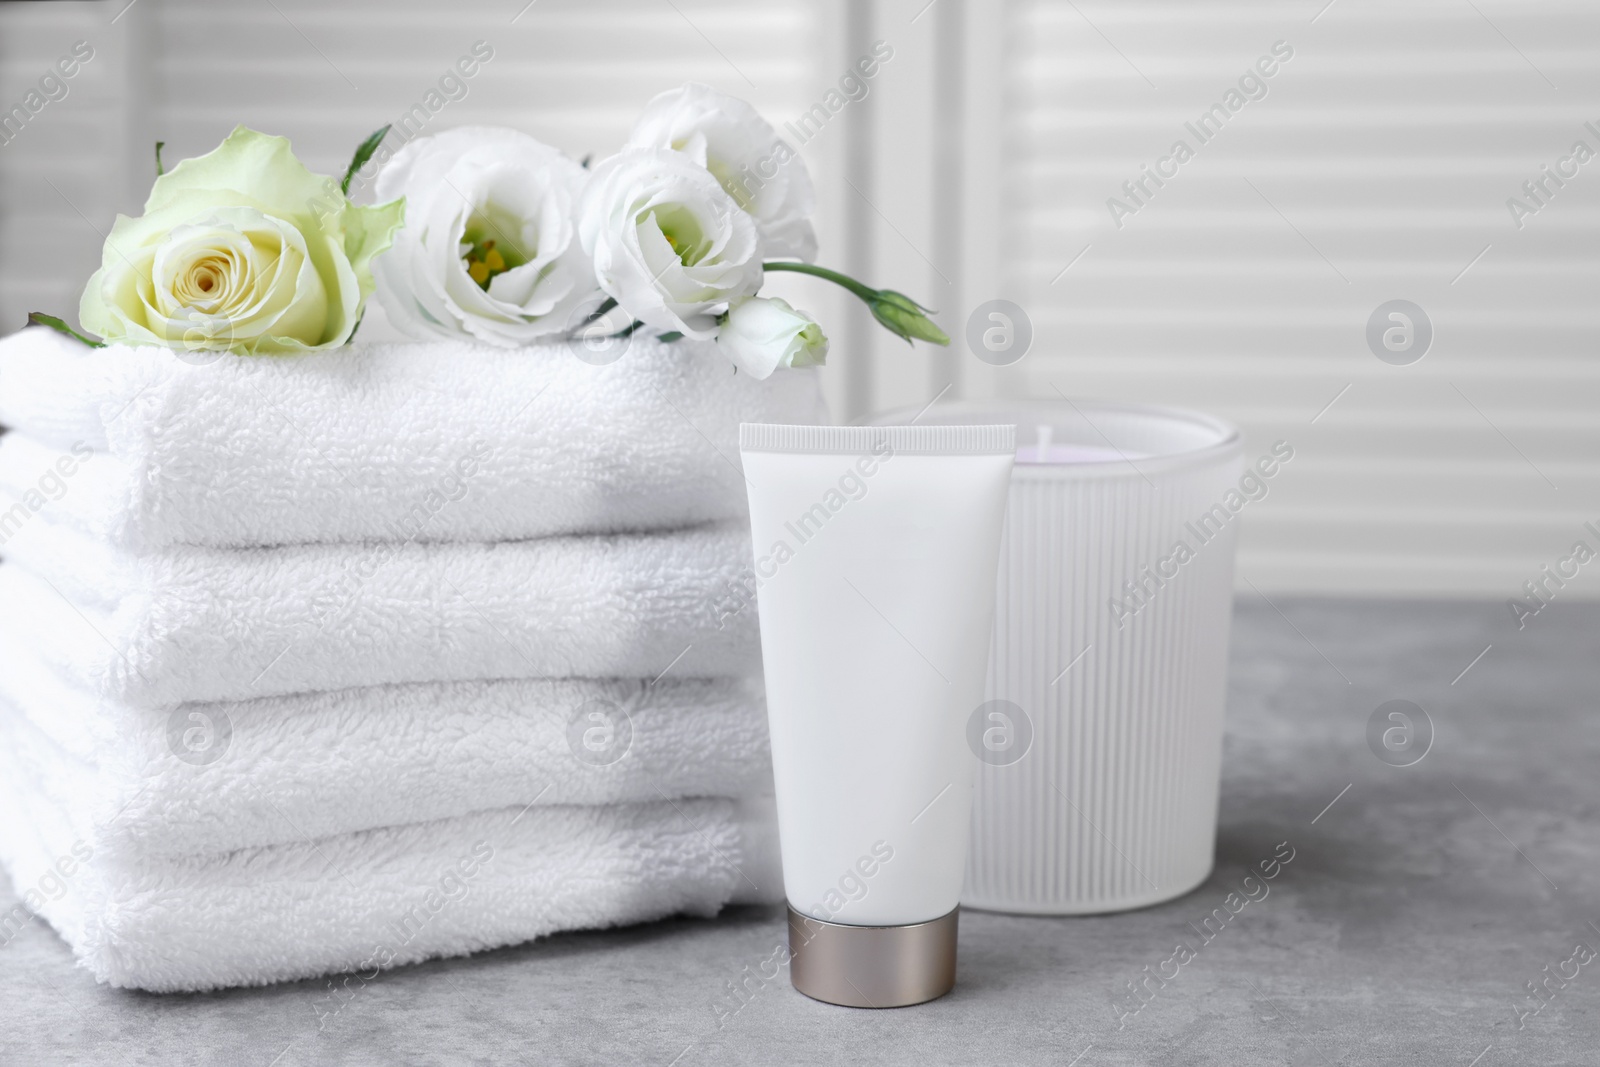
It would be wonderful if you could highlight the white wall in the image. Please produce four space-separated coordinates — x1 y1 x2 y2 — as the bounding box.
2 0 1596 601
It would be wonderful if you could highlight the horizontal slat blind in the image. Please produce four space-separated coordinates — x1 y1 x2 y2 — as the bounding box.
0 2 131 332
997 0 1600 597
148 0 815 173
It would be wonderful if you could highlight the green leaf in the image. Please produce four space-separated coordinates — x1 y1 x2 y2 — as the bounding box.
155 141 166 176
657 331 684 343
28 312 104 348
341 125 391 197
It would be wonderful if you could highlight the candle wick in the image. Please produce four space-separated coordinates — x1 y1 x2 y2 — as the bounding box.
1035 424 1054 463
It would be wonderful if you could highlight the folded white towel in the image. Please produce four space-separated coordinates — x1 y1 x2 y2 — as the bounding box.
0 327 826 550
0 514 758 705
0 728 781 991
0 641 770 859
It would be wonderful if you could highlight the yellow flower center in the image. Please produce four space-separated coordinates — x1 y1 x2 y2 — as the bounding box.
463 238 508 289
650 206 709 266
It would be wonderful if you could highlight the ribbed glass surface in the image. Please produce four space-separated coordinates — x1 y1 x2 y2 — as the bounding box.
963 404 1242 913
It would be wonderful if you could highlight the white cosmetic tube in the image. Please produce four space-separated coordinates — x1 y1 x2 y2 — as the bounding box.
739 423 1015 1008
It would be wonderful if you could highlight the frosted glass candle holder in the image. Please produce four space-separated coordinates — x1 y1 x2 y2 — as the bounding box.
873 399 1243 914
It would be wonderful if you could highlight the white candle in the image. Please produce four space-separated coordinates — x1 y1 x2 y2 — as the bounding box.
1016 423 1144 465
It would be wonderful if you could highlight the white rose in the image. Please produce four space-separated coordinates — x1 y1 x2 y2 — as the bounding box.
715 296 827 379
578 149 763 340
626 83 817 262
78 126 402 354
373 126 598 346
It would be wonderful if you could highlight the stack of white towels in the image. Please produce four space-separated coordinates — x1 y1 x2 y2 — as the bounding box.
0 327 825 992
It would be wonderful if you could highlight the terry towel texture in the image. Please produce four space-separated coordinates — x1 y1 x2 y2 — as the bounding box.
0 727 782 992
0 331 820 991
0 647 769 860
0 516 758 705
0 328 825 550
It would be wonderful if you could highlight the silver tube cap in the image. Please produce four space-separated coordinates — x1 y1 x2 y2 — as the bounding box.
786 905 958 1008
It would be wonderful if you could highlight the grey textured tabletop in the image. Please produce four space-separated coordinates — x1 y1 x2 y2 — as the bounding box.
4 598 1596 1066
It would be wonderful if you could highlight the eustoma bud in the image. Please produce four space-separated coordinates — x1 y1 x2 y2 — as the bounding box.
869 289 950 345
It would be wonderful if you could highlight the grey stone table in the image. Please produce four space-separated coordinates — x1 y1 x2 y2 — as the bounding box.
3 599 1597 1066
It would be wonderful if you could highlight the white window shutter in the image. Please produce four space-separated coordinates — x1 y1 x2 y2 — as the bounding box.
966 0 1600 597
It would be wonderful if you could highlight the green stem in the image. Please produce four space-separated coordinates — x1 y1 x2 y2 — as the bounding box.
762 261 879 303
763 260 949 347
581 297 618 326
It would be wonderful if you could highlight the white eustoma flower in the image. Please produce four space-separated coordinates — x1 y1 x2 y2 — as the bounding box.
578 149 763 340
626 83 817 262
373 126 598 346
715 296 827 379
